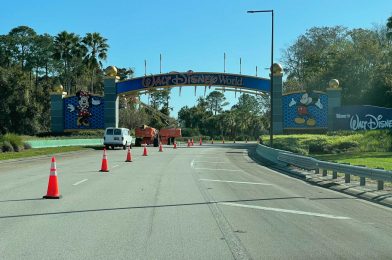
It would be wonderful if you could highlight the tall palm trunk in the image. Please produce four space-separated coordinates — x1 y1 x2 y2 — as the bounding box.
91 68 95 93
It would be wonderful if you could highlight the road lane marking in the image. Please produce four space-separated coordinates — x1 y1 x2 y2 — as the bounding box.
72 179 88 186
196 157 225 159
194 167 243 172
191 159 242 172
242 152 253 162
194 161 228 164
200 179 273 186
219 202 351 220
112 165 119 168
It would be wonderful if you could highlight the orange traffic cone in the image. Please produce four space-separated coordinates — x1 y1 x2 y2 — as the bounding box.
199 138 202 146
125 146 132 162
43 157 61 199
100 148 109 172
191 138 194 146
187 139 191 147
174 142 177 149
159 142 163 152
143 145 148 156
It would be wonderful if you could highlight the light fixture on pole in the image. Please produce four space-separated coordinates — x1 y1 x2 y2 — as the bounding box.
247 9 274 146
160 54 162 74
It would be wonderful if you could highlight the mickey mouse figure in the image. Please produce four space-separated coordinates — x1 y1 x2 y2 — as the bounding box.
289 92 323 127
67 90 101 127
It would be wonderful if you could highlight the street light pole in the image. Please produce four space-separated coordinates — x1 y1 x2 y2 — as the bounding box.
247 9 274 146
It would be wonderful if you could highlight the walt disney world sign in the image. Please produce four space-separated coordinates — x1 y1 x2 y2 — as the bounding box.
116 71 271 94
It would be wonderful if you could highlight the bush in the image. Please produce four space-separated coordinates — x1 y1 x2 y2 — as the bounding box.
36 130 104 139
181 128 201 138
336 140 359 151
13 145 23 152
359 130 392 152
272 140 308 155
70 130 104 137
2 141 14 152
305 138 327 154
23 142 32 150
201 135 211 141
1 133 23 151
234 135 251 141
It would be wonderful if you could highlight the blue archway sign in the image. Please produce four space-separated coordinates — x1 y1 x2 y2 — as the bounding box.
116 72 270 94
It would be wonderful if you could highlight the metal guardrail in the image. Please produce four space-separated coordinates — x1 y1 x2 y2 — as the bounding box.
277 153 318 171
257 144 392 190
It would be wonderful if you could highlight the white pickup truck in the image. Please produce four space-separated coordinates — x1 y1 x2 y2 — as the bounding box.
103 127 133 149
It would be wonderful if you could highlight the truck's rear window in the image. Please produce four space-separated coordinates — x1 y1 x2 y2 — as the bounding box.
114 129 121 135
106 129 114 135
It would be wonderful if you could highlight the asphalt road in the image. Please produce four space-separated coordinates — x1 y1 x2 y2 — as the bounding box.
0 143 391 259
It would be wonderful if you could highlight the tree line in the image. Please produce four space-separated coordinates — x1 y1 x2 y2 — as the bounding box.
1 15 392 136
177 91 269 139
282 18 392 107
0 26 109 134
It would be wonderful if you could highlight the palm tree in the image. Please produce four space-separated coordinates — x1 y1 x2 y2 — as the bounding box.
82 32 108 93
53 31 83 94
387 16 392 40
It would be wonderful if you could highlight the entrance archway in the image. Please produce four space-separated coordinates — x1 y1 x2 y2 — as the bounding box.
50 65 287 134
103 68 280 131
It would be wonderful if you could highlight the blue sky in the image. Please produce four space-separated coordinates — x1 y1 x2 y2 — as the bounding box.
1 0 391 117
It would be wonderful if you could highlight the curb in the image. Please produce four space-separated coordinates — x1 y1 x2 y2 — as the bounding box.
250 148 392 209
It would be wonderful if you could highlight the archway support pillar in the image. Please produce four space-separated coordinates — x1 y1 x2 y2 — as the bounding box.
104 76 119 128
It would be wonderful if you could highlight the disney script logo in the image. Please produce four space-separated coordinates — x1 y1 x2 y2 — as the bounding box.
142 73 244 88
350 114 392 130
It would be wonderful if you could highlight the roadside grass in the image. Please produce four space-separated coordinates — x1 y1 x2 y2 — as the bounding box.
260 131 392 170
262 130 392 155
0 146 100 161
313 152 392 171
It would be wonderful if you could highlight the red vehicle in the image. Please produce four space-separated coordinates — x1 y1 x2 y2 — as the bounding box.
159 128 182 145
135 125 159 147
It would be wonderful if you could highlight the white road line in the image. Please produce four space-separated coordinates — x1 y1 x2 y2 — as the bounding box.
112 165 119 168
193 161 228 164
219 202 351 220
199 179 273 185
193 167 243 172
195 157 225 159
72 179 88 186
190 159 195 168
242 152 253 162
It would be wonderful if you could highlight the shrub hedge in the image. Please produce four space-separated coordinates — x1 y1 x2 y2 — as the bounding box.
262 130 392 155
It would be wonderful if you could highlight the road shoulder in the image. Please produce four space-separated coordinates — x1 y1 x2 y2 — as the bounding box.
249 147 392 209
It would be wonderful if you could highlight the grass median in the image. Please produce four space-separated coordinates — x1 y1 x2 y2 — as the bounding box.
0 146 100 161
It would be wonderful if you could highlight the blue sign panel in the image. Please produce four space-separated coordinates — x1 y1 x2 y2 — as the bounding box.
63 91 104 130
116 72 270 94
283 91 328 129
334 105 392 131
